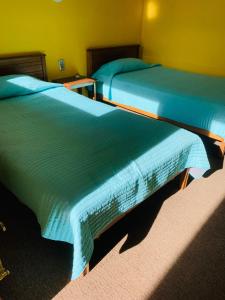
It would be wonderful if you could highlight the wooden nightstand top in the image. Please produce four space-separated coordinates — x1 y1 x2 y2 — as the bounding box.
53 75 97 100
64 78 95 90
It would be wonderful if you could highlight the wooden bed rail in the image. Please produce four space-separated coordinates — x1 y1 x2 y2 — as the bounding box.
219 142 225 157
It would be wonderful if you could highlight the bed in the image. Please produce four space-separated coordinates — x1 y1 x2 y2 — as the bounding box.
87 45 225 156
0 53 210 280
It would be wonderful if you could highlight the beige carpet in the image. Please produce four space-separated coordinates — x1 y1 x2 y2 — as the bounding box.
55 160 225 300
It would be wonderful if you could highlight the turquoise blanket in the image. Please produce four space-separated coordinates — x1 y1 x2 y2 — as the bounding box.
0 86 210 279
96 66 225 140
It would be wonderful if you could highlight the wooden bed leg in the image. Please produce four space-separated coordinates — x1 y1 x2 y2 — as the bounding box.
0 222 10 281
219 141 225 157
0 260 10 281
82 264 90 277
179 169 190 190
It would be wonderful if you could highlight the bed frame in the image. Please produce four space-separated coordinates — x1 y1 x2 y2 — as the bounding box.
87 44 140 77
0 51 191 279
87 45 225 156
0 52 47 81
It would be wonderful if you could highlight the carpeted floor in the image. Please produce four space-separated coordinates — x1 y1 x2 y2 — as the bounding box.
0 143 225 300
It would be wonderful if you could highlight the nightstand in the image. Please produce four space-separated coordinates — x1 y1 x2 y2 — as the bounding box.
53 75 96 100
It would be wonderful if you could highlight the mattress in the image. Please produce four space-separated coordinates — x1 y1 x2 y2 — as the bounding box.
96 66 225 140
0 84 210 279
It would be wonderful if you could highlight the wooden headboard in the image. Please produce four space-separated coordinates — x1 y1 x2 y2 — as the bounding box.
87 45 140 76
0 52 47 81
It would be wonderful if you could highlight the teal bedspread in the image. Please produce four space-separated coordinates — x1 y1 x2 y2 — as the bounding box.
0 85 210 279
97 66 225 140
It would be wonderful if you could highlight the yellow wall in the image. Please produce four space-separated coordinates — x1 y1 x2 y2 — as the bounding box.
141 0 225 76
1 0 143 80
4 0 224 79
